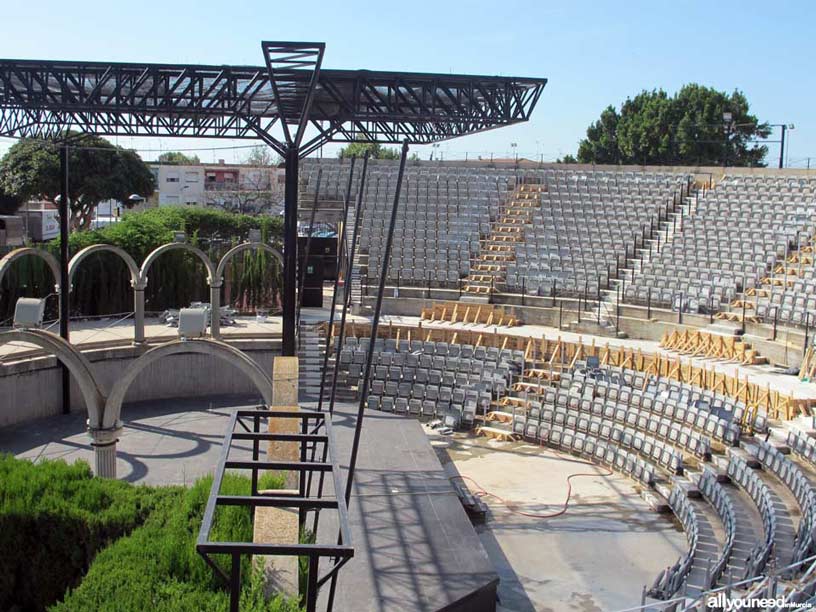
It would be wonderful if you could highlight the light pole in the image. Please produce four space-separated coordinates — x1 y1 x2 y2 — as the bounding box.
431 143 440 161
511 142 518 163
722 112 733 168
778 124 795 169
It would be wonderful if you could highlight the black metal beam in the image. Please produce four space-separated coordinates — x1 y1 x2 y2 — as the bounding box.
58 146 70 415
283 146 298 356
0 45 548 148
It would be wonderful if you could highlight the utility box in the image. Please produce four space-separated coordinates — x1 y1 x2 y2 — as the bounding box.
300 258 324 308
18 209 59 242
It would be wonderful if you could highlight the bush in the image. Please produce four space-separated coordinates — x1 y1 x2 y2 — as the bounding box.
0 456 298 611
53 472 297 612
0 455 167 611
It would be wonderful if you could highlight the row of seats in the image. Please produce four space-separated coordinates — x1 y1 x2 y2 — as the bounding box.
753 439 816 564
525 418 657 486
697 468 737 588
511 387 711 460
727 456 776 579
648 485 699 598
626 175 816 315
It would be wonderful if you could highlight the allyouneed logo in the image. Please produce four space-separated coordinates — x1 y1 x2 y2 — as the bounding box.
706 592 812 609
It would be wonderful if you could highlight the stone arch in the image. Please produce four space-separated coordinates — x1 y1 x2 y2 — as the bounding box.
215 242 283 284
0 329 105 427
102 339 274 430
138 243 216 289
210 242 283 339
69 244 140 289
0 247 61 291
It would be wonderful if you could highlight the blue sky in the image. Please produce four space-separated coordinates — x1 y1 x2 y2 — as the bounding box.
1 0 814 166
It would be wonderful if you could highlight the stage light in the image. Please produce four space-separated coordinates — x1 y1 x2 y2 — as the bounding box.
177 308 208 339
13 298 46 329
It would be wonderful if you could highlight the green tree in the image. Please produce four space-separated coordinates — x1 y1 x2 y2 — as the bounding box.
574 85 769 166
338 139 400 160
156 151 200 165
243 145 280 166
0 134 155 230
557 154 578 164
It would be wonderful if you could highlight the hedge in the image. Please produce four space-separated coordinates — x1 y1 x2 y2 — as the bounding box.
0 455 167 611
0 455 297 611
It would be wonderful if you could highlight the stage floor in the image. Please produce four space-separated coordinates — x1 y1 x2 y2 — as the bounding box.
0 396 499 611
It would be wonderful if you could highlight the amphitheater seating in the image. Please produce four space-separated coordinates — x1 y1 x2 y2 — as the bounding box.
752 439 816 564
697 468 737 587
627 175 816 314
648 485 699 598
727 455 776 579
503 171 687 297
336 336 523 426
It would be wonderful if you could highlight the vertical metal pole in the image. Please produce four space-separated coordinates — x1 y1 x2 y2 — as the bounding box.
647 288 651 320
306 556 319 612
779 124 786 169
317 158 356 413
283 147 299 356
59 146 71 415
679 292 683 325
805 313 810 354
229 553 241 612
296 169 322 327
345 141 409 505
773 307 778 341
327 154 369 416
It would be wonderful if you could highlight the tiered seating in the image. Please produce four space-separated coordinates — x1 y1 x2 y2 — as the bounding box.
335 336 523 426
697 468 737 587
752 439 816 564
627 175 816 313
745 235 816 328
727 455 776 579
649 485 699 598
504 171 687 296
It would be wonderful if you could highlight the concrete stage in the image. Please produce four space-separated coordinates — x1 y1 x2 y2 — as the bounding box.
0 396 499 611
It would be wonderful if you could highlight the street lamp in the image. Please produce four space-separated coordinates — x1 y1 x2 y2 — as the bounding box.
779 124 795 169
431 143 440 161
722 112 733 168
511 142 518 163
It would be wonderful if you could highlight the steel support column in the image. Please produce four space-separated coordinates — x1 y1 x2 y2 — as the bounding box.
59 145 71 415
344 141 409 505
283 147 299 356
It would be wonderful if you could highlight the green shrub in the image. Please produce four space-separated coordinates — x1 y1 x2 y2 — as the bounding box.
53 473 298 611
0 455 166 611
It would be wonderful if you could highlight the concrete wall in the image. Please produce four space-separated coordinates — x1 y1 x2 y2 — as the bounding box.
0 339 281 428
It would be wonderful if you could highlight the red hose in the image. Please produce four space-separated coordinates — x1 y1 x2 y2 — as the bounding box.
451 455 614 519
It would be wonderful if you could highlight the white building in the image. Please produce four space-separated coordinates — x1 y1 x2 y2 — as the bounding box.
150 161 285 214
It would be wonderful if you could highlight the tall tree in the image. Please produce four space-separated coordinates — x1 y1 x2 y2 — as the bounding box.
574 85 769 166
156 151 200 165
0 134 155 230
338 140 400 160
243 146 280 167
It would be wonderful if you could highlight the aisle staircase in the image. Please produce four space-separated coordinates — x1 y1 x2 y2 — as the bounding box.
297 322 326 400
461 183 544 300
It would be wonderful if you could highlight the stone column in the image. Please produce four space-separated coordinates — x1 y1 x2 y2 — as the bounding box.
88 422 123 479
210 281 222 340
133 286 146 344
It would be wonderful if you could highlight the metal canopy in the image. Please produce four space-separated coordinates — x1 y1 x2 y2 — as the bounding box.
0 41 547 357
0 41 547 157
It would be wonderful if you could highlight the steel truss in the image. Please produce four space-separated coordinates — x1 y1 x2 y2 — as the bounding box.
0 40 546 356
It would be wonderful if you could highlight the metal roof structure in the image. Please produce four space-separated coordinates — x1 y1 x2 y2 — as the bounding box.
0 41 547 157
0 41 547 357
